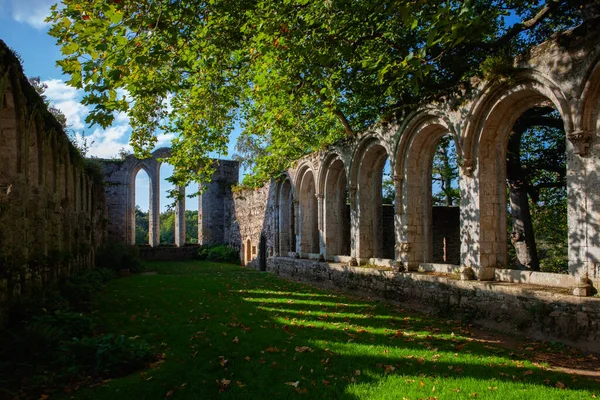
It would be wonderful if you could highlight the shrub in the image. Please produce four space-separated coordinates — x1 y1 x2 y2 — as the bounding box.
59 268 116 311
197 244 239 264
56 334 155 378
95 242 142 272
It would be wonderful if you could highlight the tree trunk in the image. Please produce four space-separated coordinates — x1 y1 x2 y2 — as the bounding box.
506 130 539 271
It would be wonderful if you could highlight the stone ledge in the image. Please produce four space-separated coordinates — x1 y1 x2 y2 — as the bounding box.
266 257 600 349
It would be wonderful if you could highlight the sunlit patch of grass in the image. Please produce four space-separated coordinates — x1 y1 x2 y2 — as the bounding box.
67 260 599 400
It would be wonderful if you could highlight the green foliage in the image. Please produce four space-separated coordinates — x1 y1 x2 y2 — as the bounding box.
56 334 155 379
95 242 142 272
197 244 240 264
59 267 117 311
506 109 568 273
47 0 589 187
432 135 460 206
136 207 199 244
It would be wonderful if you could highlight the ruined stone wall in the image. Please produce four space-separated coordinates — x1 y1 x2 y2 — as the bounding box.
267 258 600 351
0 42 106 317
229 183 276 268
230 19 600 291
101 154 238 247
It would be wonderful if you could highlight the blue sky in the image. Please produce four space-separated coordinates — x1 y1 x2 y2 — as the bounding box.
0 0 241 211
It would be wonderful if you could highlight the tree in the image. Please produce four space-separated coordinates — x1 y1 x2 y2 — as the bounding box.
28 76 68 128
135 205 149 244
432 136 460 207
47 0 593 187
506 108 567 272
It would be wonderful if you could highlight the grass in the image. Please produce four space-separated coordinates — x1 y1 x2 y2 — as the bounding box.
64 260 598 399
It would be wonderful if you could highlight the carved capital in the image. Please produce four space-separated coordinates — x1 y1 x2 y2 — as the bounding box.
316 193 324 200
567 130 592 156
392 175 403 185
399 242 411 253
461 158 475 177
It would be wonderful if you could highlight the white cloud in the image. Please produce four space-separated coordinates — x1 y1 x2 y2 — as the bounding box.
7 0 55 29
87 125 132 159
43 79 88 130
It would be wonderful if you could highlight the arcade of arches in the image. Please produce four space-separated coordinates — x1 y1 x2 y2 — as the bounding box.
234 20 600 292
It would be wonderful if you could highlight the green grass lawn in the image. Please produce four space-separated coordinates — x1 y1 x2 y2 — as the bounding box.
68 261 598 399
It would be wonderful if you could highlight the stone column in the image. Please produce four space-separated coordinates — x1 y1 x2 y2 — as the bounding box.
293 199 300 254
348 185 358 266
393 175 403 270
273 205 279 256
148 163 161 247
174 186 186 247
316 193 325 256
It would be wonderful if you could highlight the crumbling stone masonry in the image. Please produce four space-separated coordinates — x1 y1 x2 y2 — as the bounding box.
231 20 600 298
0 42 106 318
101 154 238 247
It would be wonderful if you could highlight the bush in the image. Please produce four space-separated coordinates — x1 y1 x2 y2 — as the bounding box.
95 242 142 272
59 268 116 311
197 244 239 264
56 334 155 378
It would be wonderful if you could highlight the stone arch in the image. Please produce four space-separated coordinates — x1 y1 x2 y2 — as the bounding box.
127 162 155 245
319 152 350 259
0 78 19 179
578 56 600 148
295 165 319 254
461 74 573 271
276 174 295 256
397 113 458 266
26 112 39 186
350 135 393 260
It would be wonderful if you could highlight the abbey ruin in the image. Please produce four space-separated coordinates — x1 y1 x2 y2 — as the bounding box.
1 19 600 344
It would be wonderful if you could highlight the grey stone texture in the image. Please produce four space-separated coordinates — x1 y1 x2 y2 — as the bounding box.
101 154 238 247
0 41 106 317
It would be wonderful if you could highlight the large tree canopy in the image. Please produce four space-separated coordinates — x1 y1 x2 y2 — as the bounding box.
48 0 591 186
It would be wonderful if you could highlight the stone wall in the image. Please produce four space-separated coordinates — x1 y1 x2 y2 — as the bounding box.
0 41 106 318
101 154 238 247
138 245 200 261
229 19 600 292
267 257 600 351
230 183 276 268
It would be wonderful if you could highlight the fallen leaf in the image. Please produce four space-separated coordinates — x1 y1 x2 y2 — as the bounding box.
285 381 300 388
295 346 313 353
233 336 239 344
556 381 566 389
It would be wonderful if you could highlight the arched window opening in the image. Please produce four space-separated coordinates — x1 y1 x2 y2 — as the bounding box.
298 169 319 255
431 135 460 264
506 107 567 273
324 159 350 259
159 163 176 245
357 143 393 260
134 169 151 245
278 179 295 256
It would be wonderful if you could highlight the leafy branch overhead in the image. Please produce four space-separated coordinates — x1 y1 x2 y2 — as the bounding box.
48 0 592 186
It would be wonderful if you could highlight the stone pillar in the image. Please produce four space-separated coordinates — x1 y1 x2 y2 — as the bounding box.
316 193 325 255
293 199 300 253
148 163 160 247
348 185 358 266
392 175 404 269
174 186 186 247
273 205 279 256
